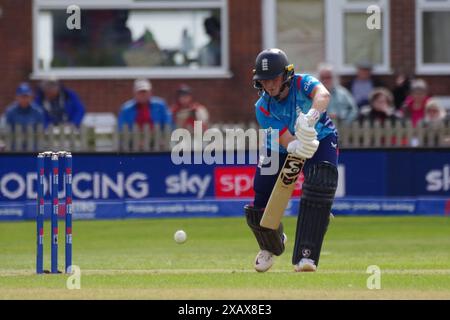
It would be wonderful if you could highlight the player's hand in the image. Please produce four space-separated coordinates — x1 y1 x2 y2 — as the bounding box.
305 108 321 127
295 113 318 145
286 139 319 159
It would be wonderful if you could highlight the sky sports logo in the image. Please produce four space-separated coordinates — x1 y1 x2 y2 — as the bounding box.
215 167 255 198
426 165 450 192
214 166 304 198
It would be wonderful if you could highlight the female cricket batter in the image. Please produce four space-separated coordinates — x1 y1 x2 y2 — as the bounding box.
245 48 338 272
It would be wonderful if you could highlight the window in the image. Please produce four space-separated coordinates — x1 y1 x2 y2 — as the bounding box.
33 0 229 79
276 0 325 73
344 12 383 65
325 0 390 75
416 0 450 74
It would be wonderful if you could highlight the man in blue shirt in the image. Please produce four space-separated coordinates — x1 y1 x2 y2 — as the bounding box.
318 63 358 125
4 83 44 151
35 77 85 127
5 83 44 130
245 49 339 273
118 79 172 131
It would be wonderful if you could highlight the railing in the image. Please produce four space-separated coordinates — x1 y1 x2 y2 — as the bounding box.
0 119 449 152
119 124 172 152
0 124 84 152
336 119 450 148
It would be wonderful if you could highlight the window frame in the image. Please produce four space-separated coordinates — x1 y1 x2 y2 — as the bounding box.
261 0 276 50
325 0 391 75
32 0 231 79
416 0 450 75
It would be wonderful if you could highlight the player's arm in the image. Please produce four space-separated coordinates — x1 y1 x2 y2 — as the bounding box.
300 75 331 126
310 84 331 114
279 130 295 149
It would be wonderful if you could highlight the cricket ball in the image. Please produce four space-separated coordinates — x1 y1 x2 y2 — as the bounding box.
174 230 187 244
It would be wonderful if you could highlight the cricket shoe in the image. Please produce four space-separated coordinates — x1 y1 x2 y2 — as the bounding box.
254 233 287 273
254 250 274 272
282 233 287 245
294 258 317 272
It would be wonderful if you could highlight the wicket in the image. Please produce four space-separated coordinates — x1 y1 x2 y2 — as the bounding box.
36 151 73 274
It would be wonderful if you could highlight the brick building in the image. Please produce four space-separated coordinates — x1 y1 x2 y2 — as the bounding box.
0 0 449 124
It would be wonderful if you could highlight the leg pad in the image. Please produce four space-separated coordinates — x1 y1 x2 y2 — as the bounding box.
292 162 338 266
245 205 285 256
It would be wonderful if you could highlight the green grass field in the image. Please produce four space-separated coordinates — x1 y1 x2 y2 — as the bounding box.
0 216 449 299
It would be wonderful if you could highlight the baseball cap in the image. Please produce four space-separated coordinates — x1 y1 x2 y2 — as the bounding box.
411 79 427 92
176 84 192 96
16 83 33 96
134 79 152 92
41 77 59 88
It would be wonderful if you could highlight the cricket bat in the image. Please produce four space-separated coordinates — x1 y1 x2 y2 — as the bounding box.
260 154 306 230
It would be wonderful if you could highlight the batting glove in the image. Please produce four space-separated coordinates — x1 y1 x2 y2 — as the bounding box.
295 113 318 144
286 139 319 159
305 108 321 127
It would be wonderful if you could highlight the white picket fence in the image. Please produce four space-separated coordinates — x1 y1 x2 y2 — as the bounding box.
336 119 450 148
0 119 449 152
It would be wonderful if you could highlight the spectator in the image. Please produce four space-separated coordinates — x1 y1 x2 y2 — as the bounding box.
198 16 221 66
35 77 85 127
4 83 44 130
346 61 384 108
118 79 172 130
401 79 432 127
171 84 209 132
318 63 358 125
420 99 447 128
359 88 399 124
392 72 411 110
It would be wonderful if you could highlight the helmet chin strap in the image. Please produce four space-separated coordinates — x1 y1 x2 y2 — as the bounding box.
272 83 289 101
258 70 294 100
271 70 294 101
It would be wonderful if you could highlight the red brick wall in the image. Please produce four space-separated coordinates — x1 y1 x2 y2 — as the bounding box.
391 0 416 75
0 0 262 123
0 0 33 110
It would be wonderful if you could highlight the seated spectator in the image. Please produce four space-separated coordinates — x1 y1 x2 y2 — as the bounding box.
318 63 358 125
420 99 447 129
401 79 431 127
4 83 44 130
35 77 85 127
171 84 209 132
346 61 384 108
359 88 400 124
118 79 172 130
